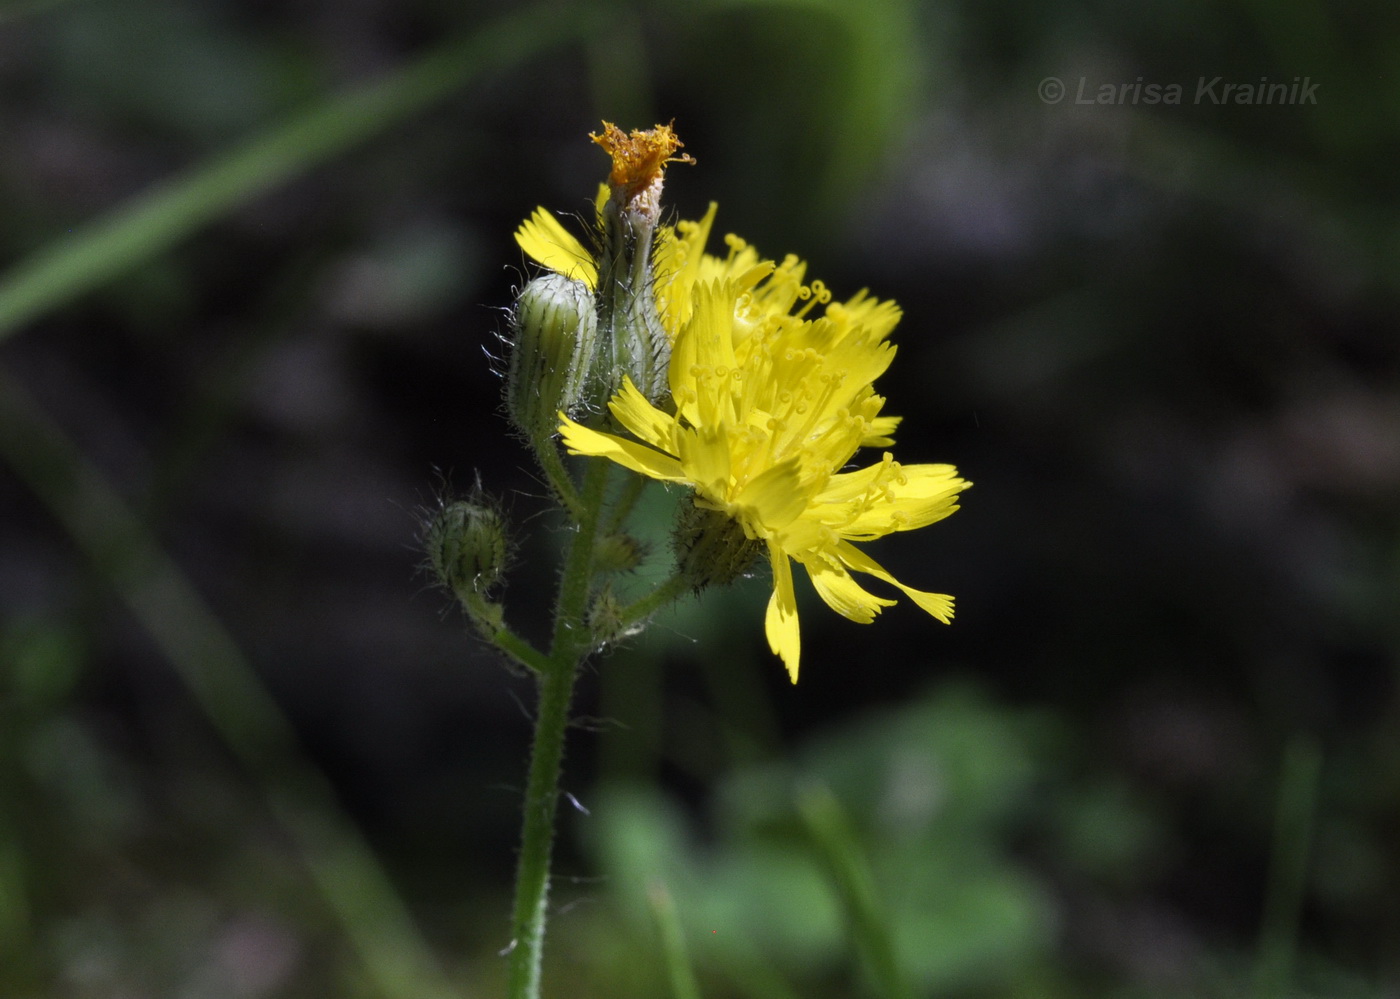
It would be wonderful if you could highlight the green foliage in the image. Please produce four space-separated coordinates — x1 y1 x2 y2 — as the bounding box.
586 684 1062 997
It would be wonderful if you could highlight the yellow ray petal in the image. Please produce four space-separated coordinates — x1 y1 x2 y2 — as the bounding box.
801 555 896 624
765 546 802 682
835 541 955 623
838 469 970 539
861 415 902 447
826 291 902 343
593 183 609 226
515 208 597 287
669 279 741 428
819 458 963 503
814 456 896 503
676 426 732 500
608 377 677 452
734 457 809 533
690 281 739 373
559 416 687 482
655 202 718 335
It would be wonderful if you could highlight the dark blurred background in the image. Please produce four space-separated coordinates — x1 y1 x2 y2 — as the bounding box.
2 0 1398 996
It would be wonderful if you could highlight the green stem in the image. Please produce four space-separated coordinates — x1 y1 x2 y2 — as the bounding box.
504 654 580 998
549 460 611 660
499 455 686 997
615 573 690 632
487 624 553 675
456 588 550 675
604 469 649 533
505 458 610 999
534 441 585 521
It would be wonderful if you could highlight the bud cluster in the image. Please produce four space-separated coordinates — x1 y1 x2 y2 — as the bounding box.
504 122 691 448
489 122 761 661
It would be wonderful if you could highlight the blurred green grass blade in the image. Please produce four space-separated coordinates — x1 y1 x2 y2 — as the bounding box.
705 0 922 213
797 783 914 999
0 829 34 976
0 367 455 999
1252 737 1322 999
648 880 703 999
0 3 600 342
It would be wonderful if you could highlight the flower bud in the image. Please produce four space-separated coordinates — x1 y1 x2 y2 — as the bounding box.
426 499 508 598
507 272 597 442
587 586 642 648
673 501 762 590
593 532 645 574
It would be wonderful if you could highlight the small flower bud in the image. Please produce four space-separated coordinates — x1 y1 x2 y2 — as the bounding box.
673 501 762 590
593 532 645 574
426 499 508 599
587 587 629 648
507 272 598 442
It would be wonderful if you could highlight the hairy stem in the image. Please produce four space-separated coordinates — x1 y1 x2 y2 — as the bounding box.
533 440 584 521
503 655 579 997
505 458 610 998
615 573 691 633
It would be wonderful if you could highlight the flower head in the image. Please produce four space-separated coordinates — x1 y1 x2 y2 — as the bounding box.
541 209 969 682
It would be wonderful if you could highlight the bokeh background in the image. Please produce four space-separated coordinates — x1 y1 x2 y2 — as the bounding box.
2 0 1398 996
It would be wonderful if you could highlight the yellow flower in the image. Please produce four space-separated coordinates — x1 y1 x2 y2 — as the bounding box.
543 213 969 682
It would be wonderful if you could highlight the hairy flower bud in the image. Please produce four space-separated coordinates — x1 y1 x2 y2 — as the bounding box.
426 499 508 599
507 272 597 442
673 501 762 590
587 586 642 648
592 532 645 574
